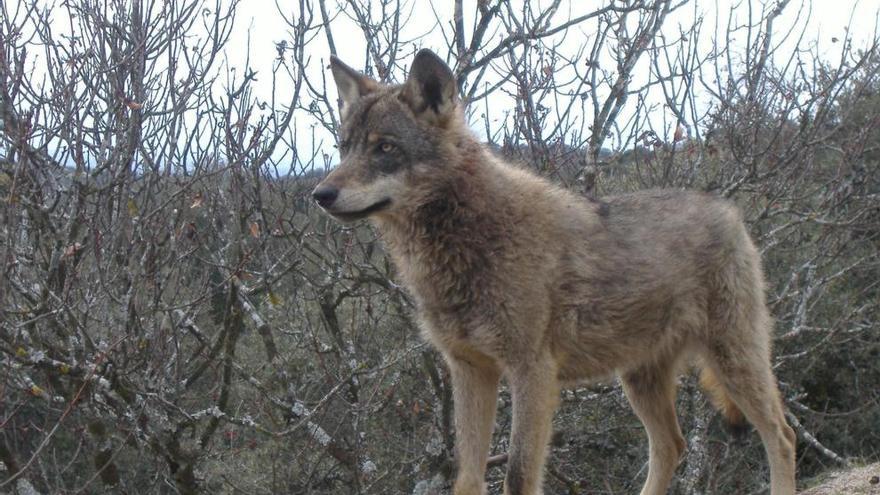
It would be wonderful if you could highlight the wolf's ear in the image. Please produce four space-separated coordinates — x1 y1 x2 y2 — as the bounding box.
330 56 377 112
400 49 458 121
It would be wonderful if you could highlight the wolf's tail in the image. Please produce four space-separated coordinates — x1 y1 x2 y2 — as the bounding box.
699 366 750 440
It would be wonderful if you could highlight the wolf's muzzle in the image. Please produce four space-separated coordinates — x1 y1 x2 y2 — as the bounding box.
312 185 339 208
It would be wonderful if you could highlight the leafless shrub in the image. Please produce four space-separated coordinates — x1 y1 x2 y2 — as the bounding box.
1 1 878 494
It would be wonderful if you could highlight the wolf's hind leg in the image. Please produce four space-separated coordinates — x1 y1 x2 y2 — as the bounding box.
449 355 501 495
621 360 687 495
705 251 796 495
702 347 796 495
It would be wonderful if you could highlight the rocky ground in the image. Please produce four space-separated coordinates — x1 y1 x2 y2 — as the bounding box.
801 463 880 495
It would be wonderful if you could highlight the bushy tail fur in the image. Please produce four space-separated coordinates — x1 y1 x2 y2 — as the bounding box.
699 366 749 440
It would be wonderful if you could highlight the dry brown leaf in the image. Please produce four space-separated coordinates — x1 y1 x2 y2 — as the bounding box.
63 243 83 258
190 192 204 209
673 125 684 142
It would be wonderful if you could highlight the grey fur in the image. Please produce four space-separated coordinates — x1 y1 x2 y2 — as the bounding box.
315 50 796 495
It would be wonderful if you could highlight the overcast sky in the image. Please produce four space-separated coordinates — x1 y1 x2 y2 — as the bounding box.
12 0 880 170
235 0 877 70
218 0 879 160
233 0 878 90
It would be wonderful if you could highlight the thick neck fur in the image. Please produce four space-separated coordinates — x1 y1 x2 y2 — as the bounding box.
374 137 512 314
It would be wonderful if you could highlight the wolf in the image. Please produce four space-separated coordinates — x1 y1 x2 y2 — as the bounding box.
312 49 796 495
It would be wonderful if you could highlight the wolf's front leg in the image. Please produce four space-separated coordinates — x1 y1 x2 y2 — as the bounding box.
504 357 560 495
448 355 501 495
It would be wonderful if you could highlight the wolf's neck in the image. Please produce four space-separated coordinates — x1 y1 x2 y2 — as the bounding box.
375 151 510 309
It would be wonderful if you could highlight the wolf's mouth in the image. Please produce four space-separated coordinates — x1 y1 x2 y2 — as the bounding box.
326 198 392 221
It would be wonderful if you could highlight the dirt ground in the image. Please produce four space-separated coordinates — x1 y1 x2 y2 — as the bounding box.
801 463 880 495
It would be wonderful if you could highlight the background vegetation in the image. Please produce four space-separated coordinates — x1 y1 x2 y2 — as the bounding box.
1 0 878 493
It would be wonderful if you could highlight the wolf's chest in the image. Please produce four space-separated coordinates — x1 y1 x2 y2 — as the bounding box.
394 240 499 309
416 301 506 361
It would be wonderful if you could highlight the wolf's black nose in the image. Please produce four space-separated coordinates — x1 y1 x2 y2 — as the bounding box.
312 186 339 208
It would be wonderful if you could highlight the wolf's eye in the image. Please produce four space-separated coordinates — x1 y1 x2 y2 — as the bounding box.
378 142 395 153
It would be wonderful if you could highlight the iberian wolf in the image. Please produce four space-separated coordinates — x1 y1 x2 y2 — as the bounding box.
312 49 796 495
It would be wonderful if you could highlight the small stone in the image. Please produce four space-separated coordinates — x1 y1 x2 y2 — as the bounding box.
869 475 879 485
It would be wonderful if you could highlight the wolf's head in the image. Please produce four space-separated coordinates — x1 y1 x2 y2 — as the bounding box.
312 49 465 222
